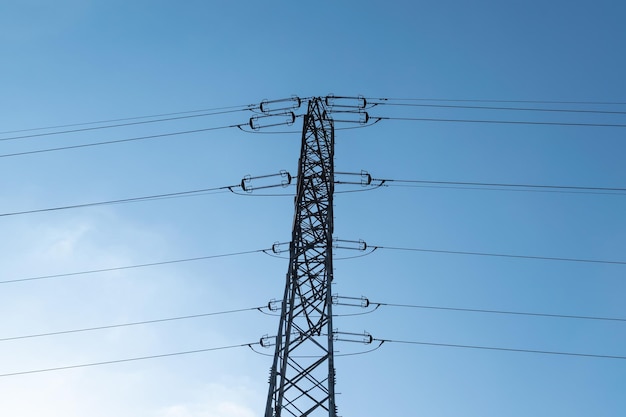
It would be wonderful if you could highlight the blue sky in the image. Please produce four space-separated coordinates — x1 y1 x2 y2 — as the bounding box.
1 1 625 416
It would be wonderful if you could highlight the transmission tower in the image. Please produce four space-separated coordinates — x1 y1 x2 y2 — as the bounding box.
264 97 337 417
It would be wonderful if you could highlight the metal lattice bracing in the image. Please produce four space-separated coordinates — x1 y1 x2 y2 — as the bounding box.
264 98 337 417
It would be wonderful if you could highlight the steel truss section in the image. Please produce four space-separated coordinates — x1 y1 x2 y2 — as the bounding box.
265 98 337 417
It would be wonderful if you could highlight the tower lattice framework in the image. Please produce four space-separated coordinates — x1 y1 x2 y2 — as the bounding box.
264 97 337 417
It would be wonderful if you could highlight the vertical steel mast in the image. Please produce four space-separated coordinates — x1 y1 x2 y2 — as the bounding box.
264 98 337 417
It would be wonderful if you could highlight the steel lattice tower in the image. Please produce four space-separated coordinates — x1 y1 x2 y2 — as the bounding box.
264 97 337 417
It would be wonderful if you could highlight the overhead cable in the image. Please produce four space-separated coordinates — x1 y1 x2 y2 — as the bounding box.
375 338 626 361
0 248 270 284
4 174 622 219
3 298 624 344
374 178 626 196
5 242 623 286
373 245 626 266
368 102 626 116
0 124 244 159
5 96 623 137
0 107 251 141
381 183 626 197
0 104 252 135
0 184 237 217
0 342 256 378
366 97 626 106
373 301 626 323
0 306 264 342
373 115 626 128
3 336 622 378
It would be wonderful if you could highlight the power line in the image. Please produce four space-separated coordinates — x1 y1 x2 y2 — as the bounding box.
0 342 256 378
5 174 623 219
373 301 626 323
368 97 626 106
5 242 623 286
0 306 263 342
0 176 377 217
4 95 622 140
374 115 626 128
371 102 626 116
373 245 626 266
381 183 626 197
0 108 250 141
0 248 270 284
375 338 626 361
374 178 626 196
4 300 624 345
0 124 243 159
5 96 622 137
3 335 623 379
0 184 237 217
3 174 621 220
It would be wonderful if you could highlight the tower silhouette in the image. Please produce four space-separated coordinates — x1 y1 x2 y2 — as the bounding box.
264 97 337 417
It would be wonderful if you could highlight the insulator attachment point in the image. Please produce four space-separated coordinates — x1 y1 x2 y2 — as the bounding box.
249 112 295 130
259 96 302 114
333 330 373 344
271 241 289 254
333 294 371 308
322 109 369 124
260 334 275 348
241 175 252 192
280 170 292 187
333 238 368 251
268 298 281 311
360 170 372 186
323 94 367 110
239 171 293 192
360 296 370 308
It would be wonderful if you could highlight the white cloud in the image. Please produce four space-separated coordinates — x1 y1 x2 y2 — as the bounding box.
0 373 83 417
0 206 267 417
40 222 92 260
156 381 261 417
